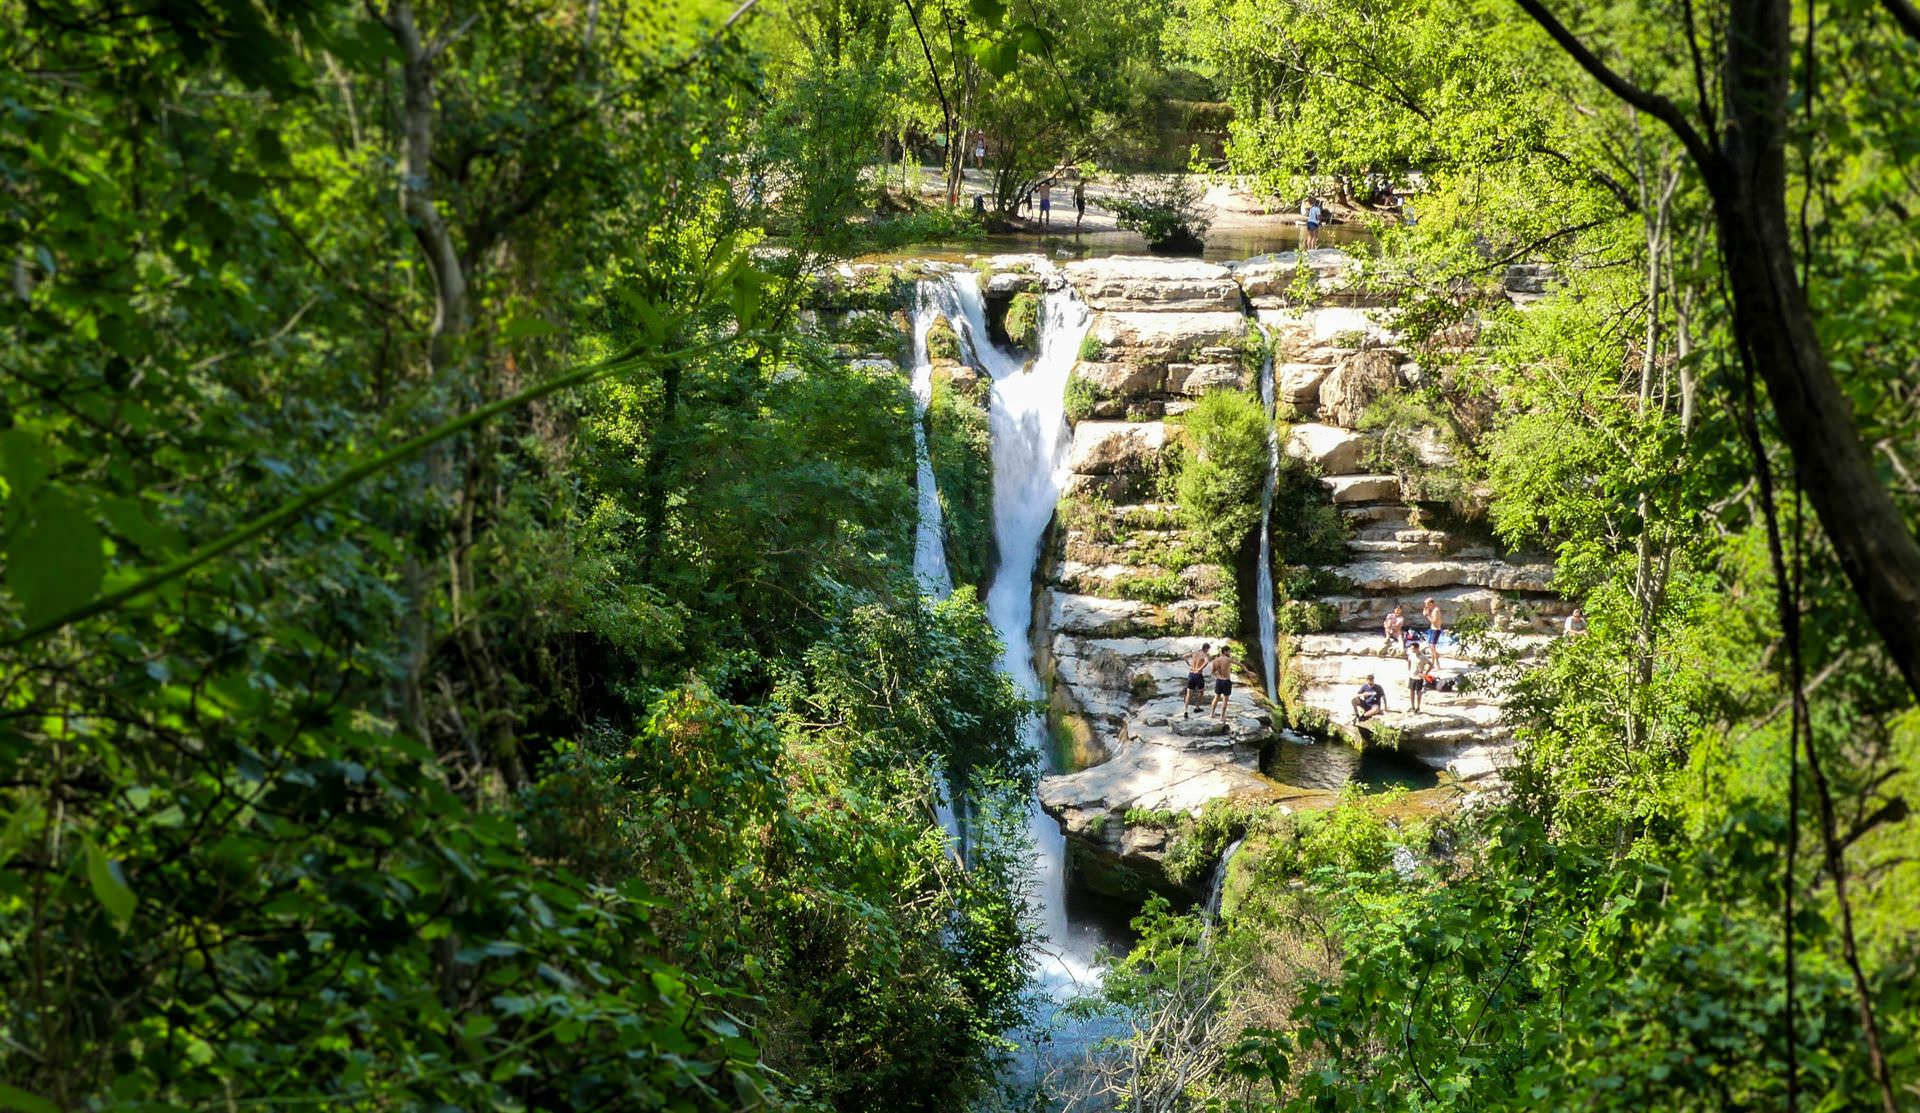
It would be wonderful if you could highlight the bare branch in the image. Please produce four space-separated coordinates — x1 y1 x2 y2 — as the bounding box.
1511 0 1720 175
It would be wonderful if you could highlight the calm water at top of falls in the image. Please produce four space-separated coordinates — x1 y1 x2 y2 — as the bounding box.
861 217 1372 266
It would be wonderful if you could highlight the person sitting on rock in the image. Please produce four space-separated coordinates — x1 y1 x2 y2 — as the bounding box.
1352 674 1387 723
1208 646 1235 720
1183 643 1211 718
1382 604 1406 654
1564 607 1588 636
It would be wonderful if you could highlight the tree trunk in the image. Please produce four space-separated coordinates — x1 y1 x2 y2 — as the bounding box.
389 0 469 371
1712 0 1920 699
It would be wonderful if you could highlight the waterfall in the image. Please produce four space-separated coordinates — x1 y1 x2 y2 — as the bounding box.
962 274 1097 993
910 289 956 601
920 270 1122 1088
910 284 962 849
1255 332 1281 703
1203 836 1249 926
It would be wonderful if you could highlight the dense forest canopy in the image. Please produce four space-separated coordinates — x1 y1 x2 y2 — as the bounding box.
0 0 1916 1110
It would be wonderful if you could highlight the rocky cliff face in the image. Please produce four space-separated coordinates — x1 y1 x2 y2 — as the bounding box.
804 251 1567 897
1025 253 1561 894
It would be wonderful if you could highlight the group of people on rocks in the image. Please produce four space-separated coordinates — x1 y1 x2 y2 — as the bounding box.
1355 597 1452 723
1167 598 1592 728
1181 643 1238 720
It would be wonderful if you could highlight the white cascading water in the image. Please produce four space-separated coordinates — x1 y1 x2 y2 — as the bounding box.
1255 332 1281 702
918 270 1112 1082
964 275 1097 992
909 286 965 849
910 292 956 602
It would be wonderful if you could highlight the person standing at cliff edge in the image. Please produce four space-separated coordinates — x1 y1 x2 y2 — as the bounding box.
1208 646 1235 720
1183 643 1211 718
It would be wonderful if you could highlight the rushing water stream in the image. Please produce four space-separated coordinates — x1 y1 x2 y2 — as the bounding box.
911 269 1113 1082
1254 330 1281 704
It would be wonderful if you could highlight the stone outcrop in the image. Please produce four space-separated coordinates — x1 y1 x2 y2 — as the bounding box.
1068 421 1167 475
1318 348 1403 427
1063 256 1245 312
825 251 1575 899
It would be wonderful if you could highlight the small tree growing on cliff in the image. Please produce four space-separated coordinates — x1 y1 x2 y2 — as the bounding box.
1174 391 1269 561
1109 173 1213 254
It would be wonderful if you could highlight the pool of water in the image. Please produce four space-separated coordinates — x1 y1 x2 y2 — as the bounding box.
1263 737 1440 792
853 219 1374 266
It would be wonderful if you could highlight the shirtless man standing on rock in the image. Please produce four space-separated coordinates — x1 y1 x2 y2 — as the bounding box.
1208 647 1235 720
1182 643 1211 718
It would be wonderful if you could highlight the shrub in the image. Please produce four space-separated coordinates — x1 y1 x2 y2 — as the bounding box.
927 317 961 361
1079 333 1105 361
1063 371 1106 422
1108 174 1213 252
1004 291 1041 348
927 376 993 587
1172 390 1270 563
1359 389 1470 507
1276 599 1339 634
855 205 985 250
1116 569 1187 604
1125 806 1182 828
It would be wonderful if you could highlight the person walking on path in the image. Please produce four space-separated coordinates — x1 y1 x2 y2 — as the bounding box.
1072 178 1087 229
1208 646 1235 720
1351 674 1387 723
1304 197 1324 249
1183 643 1211 718
973 134 986 169
1038 180 1053 229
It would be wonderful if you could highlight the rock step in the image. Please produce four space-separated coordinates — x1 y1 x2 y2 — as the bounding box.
1289 631 1554 660
1341 503 1414 528
1331 557 1555 594
1322 474 1401 504
1318 586 1574 630
1347 536 1448 556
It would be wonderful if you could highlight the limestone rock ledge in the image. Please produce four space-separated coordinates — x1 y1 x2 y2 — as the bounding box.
1039 629 1283 898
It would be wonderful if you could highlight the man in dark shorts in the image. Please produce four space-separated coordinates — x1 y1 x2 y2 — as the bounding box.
1208 647 1234 719
1182 643 1211 718
1405 641 1427 713
1352 674 1387 723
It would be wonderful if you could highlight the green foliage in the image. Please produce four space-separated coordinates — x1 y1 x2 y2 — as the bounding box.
857 206 987 250
1079 333 1107 362
1004 290 1042 348
927 317 963 362
1063 372 1106 422
1358 389 1470 506
1260 814 1878 1111
1108 172 1214 250
1162 797 1290 885
927 375 995 587
0 5 1047 1108
1114 569 1188 604
1172 390 1270 562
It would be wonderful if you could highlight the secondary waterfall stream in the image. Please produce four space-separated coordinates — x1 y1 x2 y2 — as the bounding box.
1255 331 1281 703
